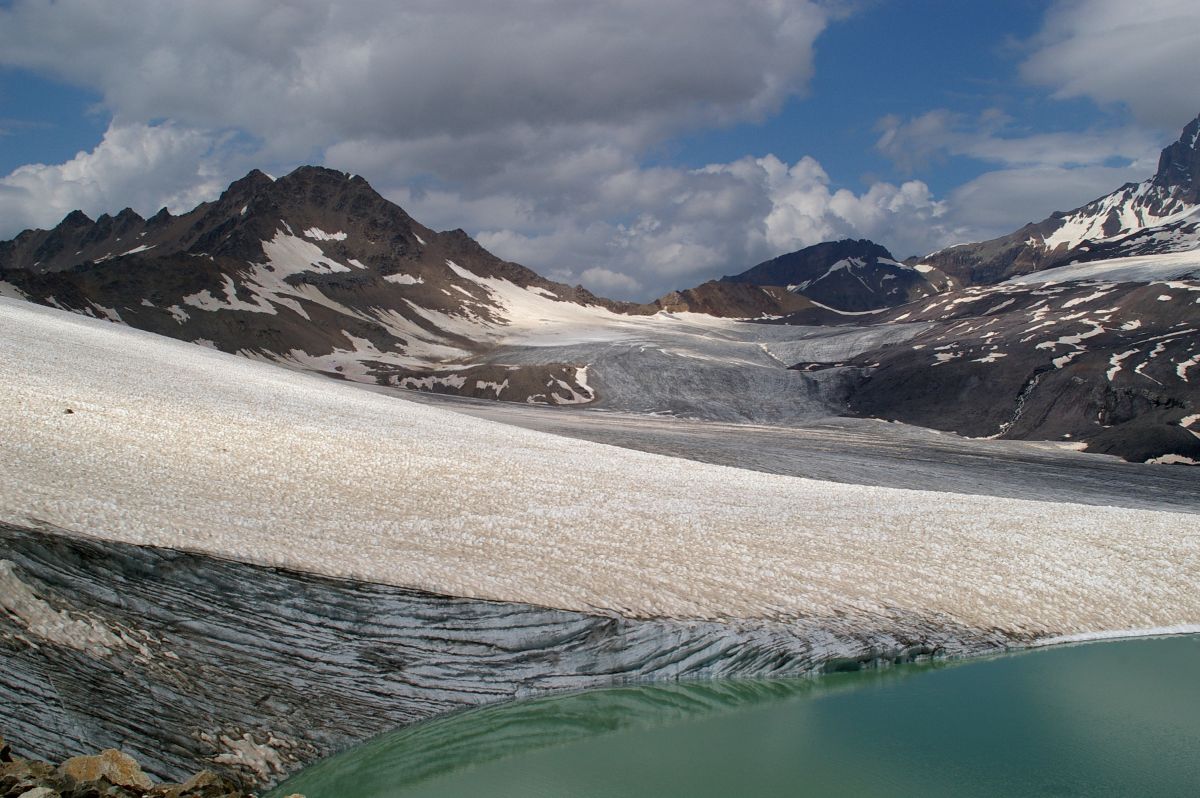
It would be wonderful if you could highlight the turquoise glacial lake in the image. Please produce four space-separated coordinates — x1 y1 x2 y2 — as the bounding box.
271 635 1200 797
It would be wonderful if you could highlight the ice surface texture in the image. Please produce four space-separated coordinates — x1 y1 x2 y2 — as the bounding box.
0 525 1020 787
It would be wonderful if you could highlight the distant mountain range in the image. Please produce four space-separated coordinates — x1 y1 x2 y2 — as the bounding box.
658 116 1200 317
2 114 1198 464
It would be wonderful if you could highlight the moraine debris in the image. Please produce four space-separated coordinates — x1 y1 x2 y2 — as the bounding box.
0 736 298 798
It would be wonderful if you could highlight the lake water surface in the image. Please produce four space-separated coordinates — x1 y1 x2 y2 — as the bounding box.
271 634 1200 797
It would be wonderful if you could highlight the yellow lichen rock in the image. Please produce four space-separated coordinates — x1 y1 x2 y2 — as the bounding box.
58 748 154 789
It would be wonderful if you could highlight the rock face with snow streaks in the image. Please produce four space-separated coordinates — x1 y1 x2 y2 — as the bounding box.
754 113 1200 464
724 238 953 311
0 166 626 403
827 272 1200 463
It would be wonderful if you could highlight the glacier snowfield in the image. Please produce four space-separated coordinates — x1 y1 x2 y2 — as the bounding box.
2 296 1197 639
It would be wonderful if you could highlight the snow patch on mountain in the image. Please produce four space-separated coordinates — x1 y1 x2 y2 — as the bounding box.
302 227 348 242
184 274 281 315
1042 181 1197 251
262 230 353 275
0 281 29 300
443 259 637 346
384 273 423 285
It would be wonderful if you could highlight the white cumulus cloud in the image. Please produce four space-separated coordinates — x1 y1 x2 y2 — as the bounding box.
468 154 960 299
0 122 236 232
0 0 854 295
0 0 831 162
1 0 1191 301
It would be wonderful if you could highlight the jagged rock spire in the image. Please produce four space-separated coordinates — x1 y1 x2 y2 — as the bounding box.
1152 112 1200 202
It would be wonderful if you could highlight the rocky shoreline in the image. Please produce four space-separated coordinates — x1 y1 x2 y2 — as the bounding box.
0 738 285 798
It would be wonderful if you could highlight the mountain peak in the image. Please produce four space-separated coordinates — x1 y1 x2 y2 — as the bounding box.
59 209 94 228
282 165 355 182
675 237 945 314
723 238 897 287
273 165 377 198
220 168 275 201
1152 112 1200 199
262 164 395 214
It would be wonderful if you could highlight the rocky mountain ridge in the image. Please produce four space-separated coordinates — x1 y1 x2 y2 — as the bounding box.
724 238 953 310
0 166 648 404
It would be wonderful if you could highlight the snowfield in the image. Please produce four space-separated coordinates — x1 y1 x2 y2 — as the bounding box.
1005 249 1200 285
1 298 1197 639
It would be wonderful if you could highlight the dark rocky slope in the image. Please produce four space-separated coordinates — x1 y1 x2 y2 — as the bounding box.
653 280 813 318
0 167 647 404
723 238 953 310
796 278 1200 463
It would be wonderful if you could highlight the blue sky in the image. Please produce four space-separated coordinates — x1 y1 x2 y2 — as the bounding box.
0 73 105 174
662 0 1055 191
1 0 1198 298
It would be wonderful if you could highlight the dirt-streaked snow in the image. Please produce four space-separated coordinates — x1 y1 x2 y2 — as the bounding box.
1005 250 1200 285
1 298 1196 637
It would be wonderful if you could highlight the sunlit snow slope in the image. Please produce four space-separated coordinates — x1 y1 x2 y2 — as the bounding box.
2 298 1196 638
